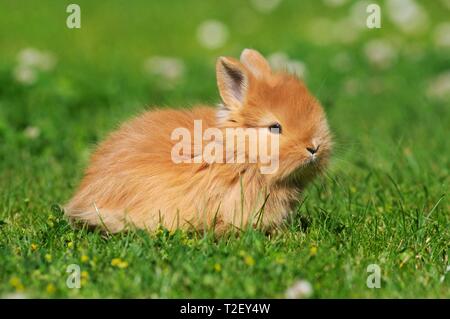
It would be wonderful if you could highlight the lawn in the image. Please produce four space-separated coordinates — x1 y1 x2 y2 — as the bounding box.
0 0 449 298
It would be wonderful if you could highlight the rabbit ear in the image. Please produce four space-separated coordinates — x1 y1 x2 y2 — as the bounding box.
216 56 249 110
240 49 271 78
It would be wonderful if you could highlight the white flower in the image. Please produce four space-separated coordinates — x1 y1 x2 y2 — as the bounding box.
433 23 450 49
426 71 450 101
267 52 307 78
13 65 37 85
385 0 429 34
13 47 57 85
24 126 41 139
363 39 397 69
250 0 282 13
402 43 425 62
17 48 42 67
143 56 185 83
267 52 290 69
285 280 313 299
197 20 229 50
323 0 348 7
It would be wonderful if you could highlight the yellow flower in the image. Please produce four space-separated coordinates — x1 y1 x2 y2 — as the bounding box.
182 238 194 246
244 255 255 266
81 255 89 263
275 256 286 265
31 243 38 251
111 258 121 266
67 241 74 249
310 246 318 257
45 254 52 262
81 271 89 285
213 263 222 272
46 283 56 294
111 258 129 269
9 277 24 292
156 228 164 236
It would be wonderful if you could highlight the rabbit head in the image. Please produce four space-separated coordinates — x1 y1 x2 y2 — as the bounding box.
215 49 332 185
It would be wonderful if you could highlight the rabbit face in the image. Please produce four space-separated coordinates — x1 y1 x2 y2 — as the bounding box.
216 49 332 184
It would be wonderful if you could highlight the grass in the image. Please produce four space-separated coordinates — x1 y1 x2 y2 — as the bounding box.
0 0 449 298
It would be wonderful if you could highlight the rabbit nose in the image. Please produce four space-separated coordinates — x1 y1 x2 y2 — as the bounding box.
306 145 319 155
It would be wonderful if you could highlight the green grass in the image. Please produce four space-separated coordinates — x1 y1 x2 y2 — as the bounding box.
0 0 449 298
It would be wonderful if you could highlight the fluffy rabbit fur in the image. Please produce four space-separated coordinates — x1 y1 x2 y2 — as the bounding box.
65 49 332 234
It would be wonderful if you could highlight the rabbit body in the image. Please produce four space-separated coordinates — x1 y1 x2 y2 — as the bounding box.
65 49 332 233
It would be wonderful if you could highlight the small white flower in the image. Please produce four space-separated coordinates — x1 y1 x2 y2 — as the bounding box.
197 20 229 50
35 51 57 71
17 48 57 71
143 56 185 82
267 52 289 69
13 65 37 85
433 23 450 49
250 0 282 13
24 126 41 139
363 39 397 69
385 0 429 34
307 18 335 45
285 280 313 299
440 265 450 283
426 71 450 101
267 52 307 78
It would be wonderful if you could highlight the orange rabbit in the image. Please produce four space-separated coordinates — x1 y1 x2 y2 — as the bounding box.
65 49 332 234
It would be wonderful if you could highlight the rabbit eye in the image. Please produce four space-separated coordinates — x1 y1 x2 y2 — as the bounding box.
268 123 282 134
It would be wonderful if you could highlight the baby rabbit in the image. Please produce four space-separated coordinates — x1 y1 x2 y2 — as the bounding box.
65 49 332 234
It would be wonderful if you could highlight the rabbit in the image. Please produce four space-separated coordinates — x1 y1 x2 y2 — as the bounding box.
64 49 332 234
